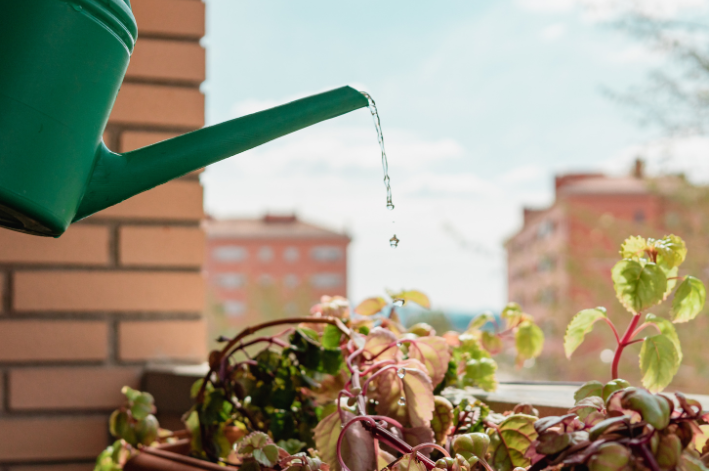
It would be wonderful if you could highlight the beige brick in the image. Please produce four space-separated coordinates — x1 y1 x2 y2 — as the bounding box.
127 39 205 83
0 225 109 265
119 131 179 152
118 132 203 177
10 367 141 411
119 320 206 361
14 271 204 312
8 465 94 471
93 181 204 221
109 83 204 128
0 321 107 362
132 0 205 39
119 226 205 267
0 417 107 461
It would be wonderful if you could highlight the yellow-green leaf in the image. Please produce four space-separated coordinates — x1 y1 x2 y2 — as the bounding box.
671 276 706 323
564 307 607 358
482 331 504 355
467 311 494 331
654 234 687 269
489 414 538 471
389 290 431 309
354 297 387 316
645 314 682 363
612 260 667 314
400 360 435 428
620 236 648 260
515 322 544 360
640 334 680 392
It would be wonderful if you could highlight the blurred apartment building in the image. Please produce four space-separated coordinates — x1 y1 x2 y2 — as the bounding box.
204 214 350 330
506 160 692 320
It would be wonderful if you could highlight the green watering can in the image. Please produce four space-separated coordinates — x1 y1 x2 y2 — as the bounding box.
0 0 369 237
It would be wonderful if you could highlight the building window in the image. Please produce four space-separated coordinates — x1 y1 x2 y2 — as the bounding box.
538 287 556 305
259 274 274 286
284 274 300 288
310 273 343 288
216 273 245 290
213 246 248 262
223 301 246 317
258 246 274 262
311 246 343 262
536 220 554 239
537 256 555 273
634 210 645 223
284 247 299 262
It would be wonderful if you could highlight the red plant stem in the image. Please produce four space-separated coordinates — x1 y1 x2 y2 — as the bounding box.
602 317 621 344
362 364 400 393
631 322 661 339
612 313 642 380
625 338 645 346
363 422 437 470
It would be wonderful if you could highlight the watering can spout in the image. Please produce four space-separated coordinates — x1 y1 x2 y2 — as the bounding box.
74 86 369 222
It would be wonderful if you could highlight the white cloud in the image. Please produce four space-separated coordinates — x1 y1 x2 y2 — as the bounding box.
541 23 568 41
499 164 546 184
606 44 661 64
518 0 707 21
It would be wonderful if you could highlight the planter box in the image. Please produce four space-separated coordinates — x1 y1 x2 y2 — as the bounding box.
125 439 222 471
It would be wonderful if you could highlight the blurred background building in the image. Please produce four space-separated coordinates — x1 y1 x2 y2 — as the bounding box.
204 214 350 336
506 159 709 390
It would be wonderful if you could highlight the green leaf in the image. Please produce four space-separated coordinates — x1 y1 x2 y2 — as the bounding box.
481 331 503 355
654 234 687 269
645 314 682 362
612 260 667 314
515 321 544 359
488 414 538 471
620 236 648 260
573 380 603 402
277 438 306 455
253 444 280 467
501 302 523 320
407 336 451 386
564 308 607 358
388 290 431 309
393 454 427 471
314 411 374 471
671 276 706 323
680 453 709 471
588 442 631 471
322 324 342 349
467 312 494 331
640 334 680 392
354 297 387 316
130 392 155 420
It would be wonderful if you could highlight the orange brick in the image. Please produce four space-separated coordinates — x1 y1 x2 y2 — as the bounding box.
119 320 206 361
0 271 4 314
119 131 179 152
132 0 205 39
109 83 204 128
0 225 109 265
0 321 107 362
0 416 107 461
93 181 204 221
119 226 205 267
8 465 94 471
127 39 205 84
14 271 204 312
10 367 141 411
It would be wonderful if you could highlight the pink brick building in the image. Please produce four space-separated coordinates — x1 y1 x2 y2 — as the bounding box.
204 215 350 331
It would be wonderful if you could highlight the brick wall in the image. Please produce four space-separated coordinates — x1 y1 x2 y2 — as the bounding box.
0 1 207 469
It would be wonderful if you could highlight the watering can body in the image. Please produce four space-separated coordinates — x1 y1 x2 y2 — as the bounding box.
0 0 368 237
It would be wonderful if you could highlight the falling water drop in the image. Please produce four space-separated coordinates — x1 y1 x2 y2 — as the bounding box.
398 396 406 406
397 368 406 379
386 202 395 211
389 235 400 248
393 299 404 307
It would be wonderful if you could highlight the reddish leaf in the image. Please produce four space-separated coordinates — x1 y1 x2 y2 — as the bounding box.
313 411 374 471
363 327 401 362
408 336 452 386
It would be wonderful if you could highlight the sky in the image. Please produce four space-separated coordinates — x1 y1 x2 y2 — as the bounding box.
200 0 709 312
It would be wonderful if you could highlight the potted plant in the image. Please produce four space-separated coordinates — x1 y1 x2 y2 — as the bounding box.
95 234 709 471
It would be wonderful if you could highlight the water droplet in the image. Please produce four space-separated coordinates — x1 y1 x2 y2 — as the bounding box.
396 341 403 347
387 201 395 211
397 367 406 379
382 467 390 471
389 234 400 248
71 3 82 10
398 396 406 406
341 424 345 429
393 299 404 307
